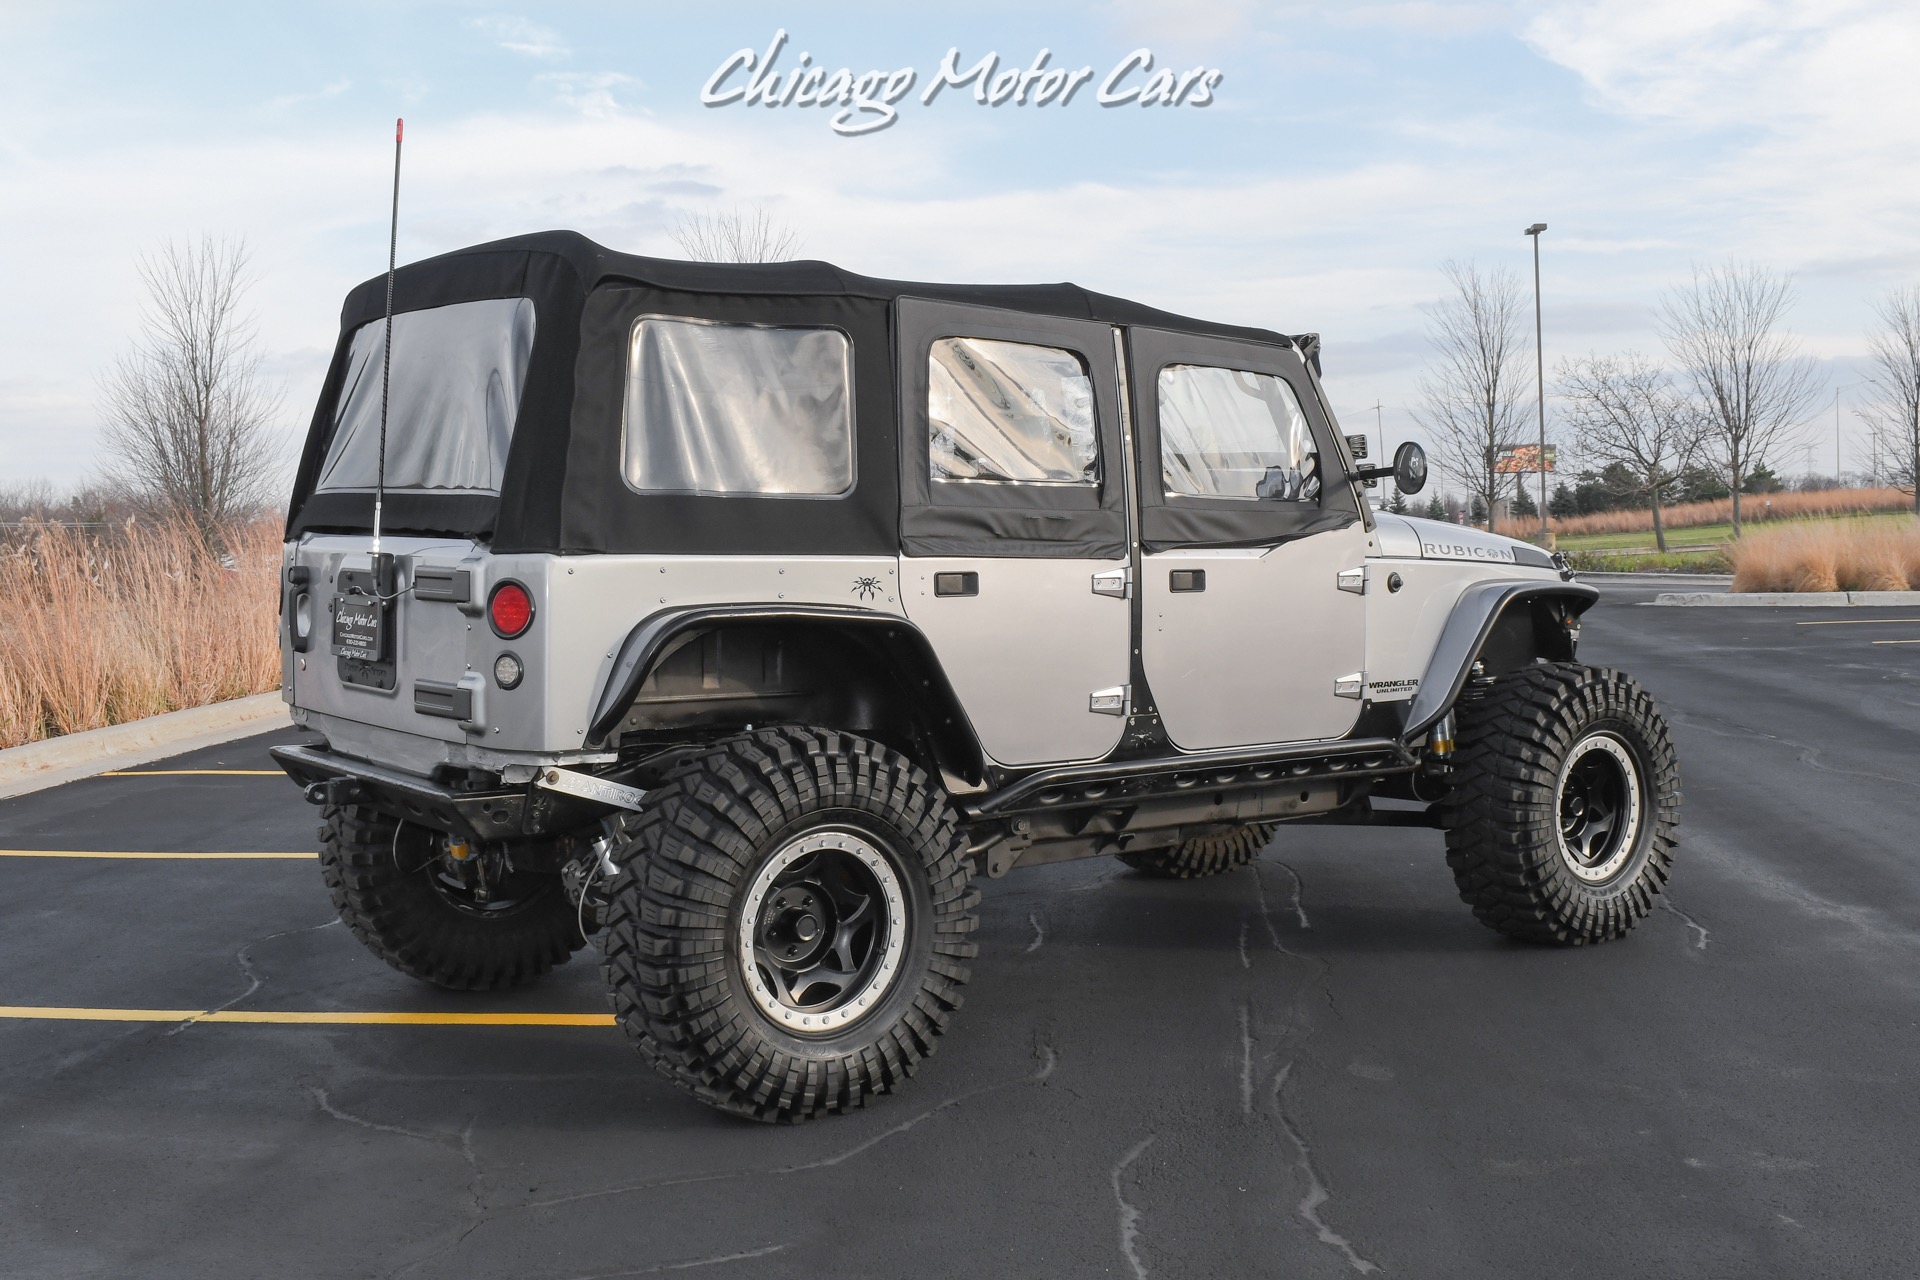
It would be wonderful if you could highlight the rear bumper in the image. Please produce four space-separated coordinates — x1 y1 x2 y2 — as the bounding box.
269 744 598 842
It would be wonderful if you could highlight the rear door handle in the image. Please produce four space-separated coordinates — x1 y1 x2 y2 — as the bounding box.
1169 569 1206 593
933 571 979 597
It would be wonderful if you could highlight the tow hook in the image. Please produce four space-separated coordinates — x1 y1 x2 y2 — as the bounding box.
302 778 366 807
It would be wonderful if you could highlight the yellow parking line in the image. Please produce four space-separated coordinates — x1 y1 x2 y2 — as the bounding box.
99 769 283 777
0 851 315 860
1796 618 1920 626
0 1006 614 1026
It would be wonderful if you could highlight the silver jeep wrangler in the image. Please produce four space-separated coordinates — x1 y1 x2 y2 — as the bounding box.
273 232 1680 1122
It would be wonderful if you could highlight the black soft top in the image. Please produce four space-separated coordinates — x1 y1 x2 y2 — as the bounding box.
287 231 1327 556
335 230 1292 346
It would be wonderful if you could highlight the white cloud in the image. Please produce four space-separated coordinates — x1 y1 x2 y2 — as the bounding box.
535 71 639 117
467 15 570 60
264 78 351 113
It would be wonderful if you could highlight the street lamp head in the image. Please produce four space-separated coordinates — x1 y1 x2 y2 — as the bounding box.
1524 223 1548 236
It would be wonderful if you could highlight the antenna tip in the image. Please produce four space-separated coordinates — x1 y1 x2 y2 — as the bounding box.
396 118 404 140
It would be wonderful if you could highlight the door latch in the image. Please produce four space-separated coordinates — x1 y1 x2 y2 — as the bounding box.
1089 686 1129 716
1091 567 1130 598
1337 567 1366 595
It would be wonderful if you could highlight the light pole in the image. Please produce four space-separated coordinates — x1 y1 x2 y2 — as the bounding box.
1524 223 1548 541
1832 382 1861 481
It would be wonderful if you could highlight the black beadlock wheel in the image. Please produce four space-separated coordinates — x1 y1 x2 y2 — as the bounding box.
317 803 585 990
1440 662 1681 946
598 727 979 1123
1117 824 1277 879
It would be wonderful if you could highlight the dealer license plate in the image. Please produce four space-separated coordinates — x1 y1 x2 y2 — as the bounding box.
330 590 387 662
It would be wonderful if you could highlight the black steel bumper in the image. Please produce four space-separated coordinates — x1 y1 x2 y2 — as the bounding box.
268 745 596 841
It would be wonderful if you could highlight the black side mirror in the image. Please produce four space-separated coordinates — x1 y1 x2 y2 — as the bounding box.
1353 441 1427 495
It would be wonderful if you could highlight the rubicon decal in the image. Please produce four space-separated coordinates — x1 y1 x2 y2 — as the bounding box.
1421 541 1517 563
702 31 1224 136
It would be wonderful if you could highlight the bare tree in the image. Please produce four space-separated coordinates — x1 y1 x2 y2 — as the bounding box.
1858 285 1920 511
1556 352 1705 551
669 205 803 263
1657 262 1819 536
1413 260 1532 530
98 236 282 542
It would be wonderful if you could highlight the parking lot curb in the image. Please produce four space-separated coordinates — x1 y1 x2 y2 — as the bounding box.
0 693 289 801
1653 590 1920 607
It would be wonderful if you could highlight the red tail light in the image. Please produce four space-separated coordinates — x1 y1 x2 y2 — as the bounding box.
488 581 534 638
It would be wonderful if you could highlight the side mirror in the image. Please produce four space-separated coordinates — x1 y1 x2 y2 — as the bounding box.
1392 441 1427 494
1353 441 1427 495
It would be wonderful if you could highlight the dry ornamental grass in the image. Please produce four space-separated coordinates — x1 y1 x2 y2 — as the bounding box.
0 519 281 749
1495 486 1914 539
1728 519 1920 593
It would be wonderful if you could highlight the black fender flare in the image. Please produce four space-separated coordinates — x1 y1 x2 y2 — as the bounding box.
1401 579 1600 740
585 603 985 782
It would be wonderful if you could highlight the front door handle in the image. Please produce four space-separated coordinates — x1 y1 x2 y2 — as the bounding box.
1169 569 1206 593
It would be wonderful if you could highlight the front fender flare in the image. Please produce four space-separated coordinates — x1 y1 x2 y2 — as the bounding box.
1401 580 1600 740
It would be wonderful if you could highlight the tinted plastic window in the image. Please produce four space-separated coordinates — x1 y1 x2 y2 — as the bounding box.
929 338 1098 485
623 318 853 497
317 297 535 493
1158 364 1320 502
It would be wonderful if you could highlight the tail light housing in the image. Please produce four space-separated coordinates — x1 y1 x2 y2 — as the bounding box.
488 581 535 638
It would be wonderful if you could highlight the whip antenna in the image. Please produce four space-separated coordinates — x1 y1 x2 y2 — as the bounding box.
373 117 403 558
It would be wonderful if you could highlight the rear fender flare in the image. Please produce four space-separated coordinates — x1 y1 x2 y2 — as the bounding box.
1401 580 1600 740
585 604 986 784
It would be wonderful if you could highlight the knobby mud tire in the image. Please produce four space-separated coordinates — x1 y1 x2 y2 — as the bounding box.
1440 662 1680 946
599 727 979 1123
1117 824 1278 879
317 803 584 990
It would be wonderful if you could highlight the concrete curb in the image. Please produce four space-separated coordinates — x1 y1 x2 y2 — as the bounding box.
1581 572 1734 587
0 693 290 801
1653 590 1920 607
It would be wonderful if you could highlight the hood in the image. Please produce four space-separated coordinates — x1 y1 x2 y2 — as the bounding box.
1375 513 1557 569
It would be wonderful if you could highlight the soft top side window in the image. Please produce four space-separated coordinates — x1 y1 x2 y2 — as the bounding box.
1157 364 1320 503
929 337 1098 486
623 316 854 498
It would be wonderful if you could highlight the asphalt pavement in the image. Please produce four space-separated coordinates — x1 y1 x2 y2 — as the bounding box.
3 583 1917 1278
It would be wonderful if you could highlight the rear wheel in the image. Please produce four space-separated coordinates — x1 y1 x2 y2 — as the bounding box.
599 727 978 1123
1440 663 1680 946
1117 824 1276 879
317 804 585 990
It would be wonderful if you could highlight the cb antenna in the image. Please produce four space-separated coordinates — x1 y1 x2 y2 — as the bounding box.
372 117 403 559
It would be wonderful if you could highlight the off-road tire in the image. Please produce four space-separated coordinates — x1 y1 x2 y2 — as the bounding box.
599 727 979 1123
1117 824 1277 878
1440 662 1679 946
317 803 585 990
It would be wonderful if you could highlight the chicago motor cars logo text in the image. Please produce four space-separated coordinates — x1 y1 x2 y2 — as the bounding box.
702 31 1224 136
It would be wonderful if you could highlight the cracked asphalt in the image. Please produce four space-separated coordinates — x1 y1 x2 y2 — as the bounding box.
3 584 1918 1278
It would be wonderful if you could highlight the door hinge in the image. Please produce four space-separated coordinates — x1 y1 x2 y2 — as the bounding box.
1334 672 1365 700
1337 567 1367 595
1089 686 1129 716
1091 567 1130 598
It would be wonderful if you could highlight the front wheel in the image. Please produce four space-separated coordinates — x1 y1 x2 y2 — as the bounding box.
599 728 979 1122
1440 663 1680 946
1118 824 1276 878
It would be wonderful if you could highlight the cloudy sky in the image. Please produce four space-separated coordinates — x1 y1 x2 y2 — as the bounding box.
2 0 1916 490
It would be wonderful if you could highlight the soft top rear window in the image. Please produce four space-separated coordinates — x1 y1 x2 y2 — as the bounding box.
317 297 536 494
